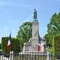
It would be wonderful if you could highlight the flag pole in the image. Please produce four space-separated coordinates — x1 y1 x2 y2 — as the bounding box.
7 32 11 51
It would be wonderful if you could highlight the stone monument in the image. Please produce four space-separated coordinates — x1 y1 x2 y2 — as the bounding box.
22 9 46 53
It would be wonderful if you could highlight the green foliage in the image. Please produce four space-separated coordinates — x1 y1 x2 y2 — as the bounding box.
1 37 20 54
11 38 20 52
54 36 60 56
2 37 9 54
0 43 1 49
16 22 32 49
44 13 60 44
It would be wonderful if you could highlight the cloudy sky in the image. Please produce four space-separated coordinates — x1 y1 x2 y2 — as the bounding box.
0 0 60 42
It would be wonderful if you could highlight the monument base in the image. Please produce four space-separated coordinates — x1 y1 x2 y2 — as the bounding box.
23 37 46 53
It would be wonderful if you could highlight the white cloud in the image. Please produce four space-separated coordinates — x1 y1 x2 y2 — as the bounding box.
4 27 8 30
5 20 17 23
0 1 32 8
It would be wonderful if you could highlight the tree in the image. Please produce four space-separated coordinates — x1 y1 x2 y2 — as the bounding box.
16 22 32 49
44 13 60 44
0 43 1 49
54 36 60 57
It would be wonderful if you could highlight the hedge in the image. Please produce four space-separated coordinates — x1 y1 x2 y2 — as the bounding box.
1 37 20 54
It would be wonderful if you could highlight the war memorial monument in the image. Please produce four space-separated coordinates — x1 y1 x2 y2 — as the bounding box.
22 9 46 53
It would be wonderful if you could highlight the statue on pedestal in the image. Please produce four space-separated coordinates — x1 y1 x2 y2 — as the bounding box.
33 9 37 19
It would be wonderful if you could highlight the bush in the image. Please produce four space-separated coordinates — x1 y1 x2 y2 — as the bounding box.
1 37 9 53
11 38 20 52
1 37 20 54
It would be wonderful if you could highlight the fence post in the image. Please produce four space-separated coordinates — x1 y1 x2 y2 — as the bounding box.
10 51 13 60
46 52 50 60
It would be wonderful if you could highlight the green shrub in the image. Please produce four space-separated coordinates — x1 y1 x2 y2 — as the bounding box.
1 37 9 54
11 38 20 52
1 37 20 54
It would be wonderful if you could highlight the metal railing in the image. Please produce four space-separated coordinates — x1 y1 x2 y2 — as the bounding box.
1 51 60 60
0 52 47 60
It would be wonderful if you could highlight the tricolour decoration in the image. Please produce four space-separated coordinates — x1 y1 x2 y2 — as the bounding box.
7 33 11 50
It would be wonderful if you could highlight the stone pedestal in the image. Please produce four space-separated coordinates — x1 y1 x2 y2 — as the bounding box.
23 37 38 52
23 37 46 52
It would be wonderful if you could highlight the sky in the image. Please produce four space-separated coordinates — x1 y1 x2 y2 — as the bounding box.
0 0 60 42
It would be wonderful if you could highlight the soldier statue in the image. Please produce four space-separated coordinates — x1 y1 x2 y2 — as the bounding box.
33 9 37 19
